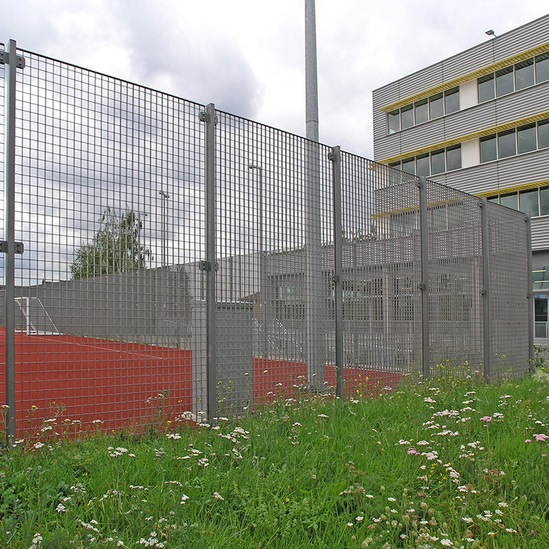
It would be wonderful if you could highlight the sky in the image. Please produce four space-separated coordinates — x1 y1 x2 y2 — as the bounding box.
1 1 548 158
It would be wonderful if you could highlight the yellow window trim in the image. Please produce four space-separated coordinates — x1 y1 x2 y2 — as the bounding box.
381 42 549 113
378 111 549 165
476 180 549 198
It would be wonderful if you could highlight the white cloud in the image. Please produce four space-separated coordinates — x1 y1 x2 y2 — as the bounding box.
1 0 548 159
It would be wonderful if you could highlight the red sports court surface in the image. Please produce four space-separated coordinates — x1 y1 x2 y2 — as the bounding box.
0 329 401 438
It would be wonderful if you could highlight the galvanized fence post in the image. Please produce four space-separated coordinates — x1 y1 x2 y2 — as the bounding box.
200 103 218 421
418 177 430 378
526 214 534 372
330 146 343 399
2 40 25 444
480 198 491 380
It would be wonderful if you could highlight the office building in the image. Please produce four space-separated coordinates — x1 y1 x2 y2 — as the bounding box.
372 14 549 339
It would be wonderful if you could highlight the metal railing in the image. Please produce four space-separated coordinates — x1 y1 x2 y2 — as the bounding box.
0 40 533 441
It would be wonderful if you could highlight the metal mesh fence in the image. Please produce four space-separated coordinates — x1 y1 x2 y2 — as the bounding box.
486 201 531 377
425 181 484 371
0 44 533 439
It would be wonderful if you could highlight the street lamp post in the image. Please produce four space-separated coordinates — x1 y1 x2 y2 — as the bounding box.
249 165 267 358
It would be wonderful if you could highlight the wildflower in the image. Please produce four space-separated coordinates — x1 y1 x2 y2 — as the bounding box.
81 521 100 533
437 430 460 437
213 492 224 501
29 533 43 549
480 416 492 423
56 503 67 513
441 540 453 547
533 433 549 442
408 447 419 455
317 414 329 419
33 442 45 450
180 494 189 504
424 397 436 404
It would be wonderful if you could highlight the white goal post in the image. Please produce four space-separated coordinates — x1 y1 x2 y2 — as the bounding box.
14 297 60 336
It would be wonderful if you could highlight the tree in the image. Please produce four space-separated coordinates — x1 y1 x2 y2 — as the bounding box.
70 209 151 279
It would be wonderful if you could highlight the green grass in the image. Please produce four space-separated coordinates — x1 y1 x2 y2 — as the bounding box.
1 371 548 548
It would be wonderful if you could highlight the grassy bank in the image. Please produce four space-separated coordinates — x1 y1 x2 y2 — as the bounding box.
1 371 548 548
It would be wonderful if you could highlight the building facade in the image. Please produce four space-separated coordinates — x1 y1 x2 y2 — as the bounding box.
372 14 549 340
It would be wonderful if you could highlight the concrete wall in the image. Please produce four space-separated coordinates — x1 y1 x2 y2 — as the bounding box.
1 266 192 347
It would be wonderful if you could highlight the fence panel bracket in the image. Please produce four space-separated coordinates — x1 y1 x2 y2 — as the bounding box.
0 50 26 69
0 241 24 254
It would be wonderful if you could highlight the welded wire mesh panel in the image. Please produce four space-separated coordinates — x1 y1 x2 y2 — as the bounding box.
338 156 420 391
486 202 530 377
425 180 483 372
4 48 206 437
214 112 334 407
1 45 535 438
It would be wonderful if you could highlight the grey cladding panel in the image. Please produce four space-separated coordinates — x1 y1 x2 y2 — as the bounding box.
494 17 549 60
531 218 549 251
373 15 549 111
442 150 549 196
375 82 549 162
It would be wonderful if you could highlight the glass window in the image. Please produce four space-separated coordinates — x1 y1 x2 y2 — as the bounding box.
515 59 534 90
519 189 539 217
500 193 518 210
539 119 549 149
496 67 514 96
429 93 443 119
446 145 461 171
414 99 429 125
478 74 495 102
401 158 415 175
480 135 497 163
498 129 516 158
416 154 430 177
401 105 413 130
444 87 460 114
431 149 445 175
487 196 499 204
387 110 400 134
517 123 537 154
540 187 549 215
388 162 402 185
535 52 549 83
